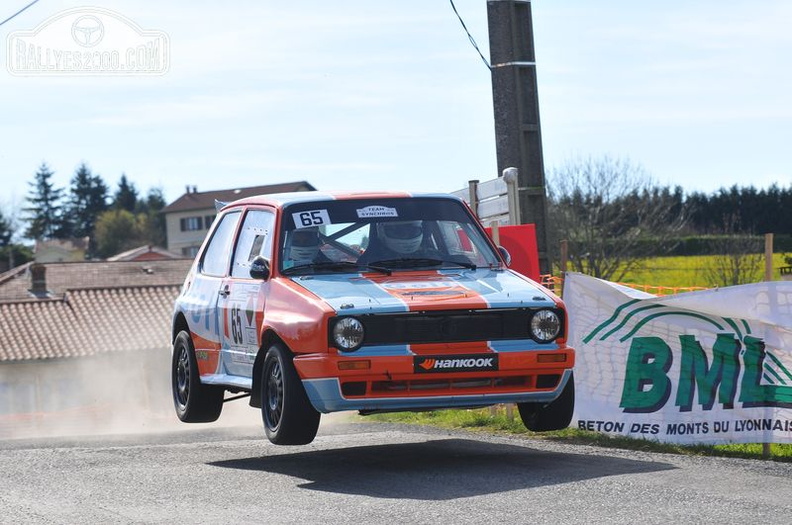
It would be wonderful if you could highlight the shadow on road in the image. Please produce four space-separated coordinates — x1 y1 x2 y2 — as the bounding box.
209 437 675 500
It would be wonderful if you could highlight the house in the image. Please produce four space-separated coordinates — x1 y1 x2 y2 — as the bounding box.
162 181 316 257
107 244 182 262
34 237 90 263
0 258 192 438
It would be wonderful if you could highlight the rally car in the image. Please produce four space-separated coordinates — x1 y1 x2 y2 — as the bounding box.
171 191 575 445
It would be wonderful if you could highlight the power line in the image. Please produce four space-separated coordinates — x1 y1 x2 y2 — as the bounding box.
0 0 41 28
449 0 491 71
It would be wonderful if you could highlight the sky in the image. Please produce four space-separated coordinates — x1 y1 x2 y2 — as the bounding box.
1 0 790 218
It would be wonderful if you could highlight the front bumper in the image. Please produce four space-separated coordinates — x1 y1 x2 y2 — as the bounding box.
294 345 575 413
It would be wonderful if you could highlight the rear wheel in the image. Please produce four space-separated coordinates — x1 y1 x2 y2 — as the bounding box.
518 373 575 432
261 343 320 445
172 330 224 423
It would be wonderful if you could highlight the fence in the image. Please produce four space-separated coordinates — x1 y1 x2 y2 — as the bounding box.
539 274 707 296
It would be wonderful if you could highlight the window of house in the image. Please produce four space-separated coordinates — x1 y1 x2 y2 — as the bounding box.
204 215 216 229
200 211 241 276
180 216 203 231
231 209 276 278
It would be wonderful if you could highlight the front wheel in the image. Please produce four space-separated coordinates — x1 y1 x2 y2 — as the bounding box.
172 330 224 423
261 343 320 445
518 372 575 432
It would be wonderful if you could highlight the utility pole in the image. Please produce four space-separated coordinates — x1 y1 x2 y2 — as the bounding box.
487 0 551 275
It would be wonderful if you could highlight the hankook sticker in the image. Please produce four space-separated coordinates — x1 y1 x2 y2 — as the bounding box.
414 354 499 373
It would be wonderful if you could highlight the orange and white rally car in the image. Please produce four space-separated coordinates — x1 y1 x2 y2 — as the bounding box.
171 191 575 444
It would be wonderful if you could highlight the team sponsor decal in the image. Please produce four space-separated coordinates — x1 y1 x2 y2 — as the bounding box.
380 281 450 289
356 205 398 218
414 354 498 373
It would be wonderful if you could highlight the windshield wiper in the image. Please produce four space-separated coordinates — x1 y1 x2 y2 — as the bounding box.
282 261 391 276
368 258 477 270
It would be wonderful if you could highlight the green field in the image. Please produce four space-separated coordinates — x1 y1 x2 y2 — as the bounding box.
617 253 789 289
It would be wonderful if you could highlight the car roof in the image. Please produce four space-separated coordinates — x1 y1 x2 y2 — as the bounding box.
222 190 464 211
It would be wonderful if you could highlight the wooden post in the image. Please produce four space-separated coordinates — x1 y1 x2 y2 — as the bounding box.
763 233 774 459
558 239 569 297
560 239 568 273
468 180 479 217
503 167 520 225
490 221 500 245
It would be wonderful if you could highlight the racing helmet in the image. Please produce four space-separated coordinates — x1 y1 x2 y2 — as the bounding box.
289 227 320 262
377 220 423 254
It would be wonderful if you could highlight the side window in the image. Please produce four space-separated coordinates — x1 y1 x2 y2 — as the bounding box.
200 211 241 276
231 209 276 278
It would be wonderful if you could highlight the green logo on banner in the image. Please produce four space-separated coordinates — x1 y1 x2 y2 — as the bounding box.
584 301 792 413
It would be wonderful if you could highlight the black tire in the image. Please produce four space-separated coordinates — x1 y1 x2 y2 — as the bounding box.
172 330 224 423
518 372 575 432
261 343 321 445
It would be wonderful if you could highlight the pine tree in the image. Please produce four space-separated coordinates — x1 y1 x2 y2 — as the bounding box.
68 163 109 238
23 163 67 240
0 209 13 247
113 173 139 212
141 187 167 247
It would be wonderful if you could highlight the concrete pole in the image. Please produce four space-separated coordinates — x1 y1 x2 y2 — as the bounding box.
487 0 551 274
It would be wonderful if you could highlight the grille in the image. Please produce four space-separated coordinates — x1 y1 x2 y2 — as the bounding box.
360 309 536 345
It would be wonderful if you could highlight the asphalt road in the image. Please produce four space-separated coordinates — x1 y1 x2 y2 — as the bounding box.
1 416 791 524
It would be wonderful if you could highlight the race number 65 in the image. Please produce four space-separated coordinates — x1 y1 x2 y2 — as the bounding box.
292 209 330 228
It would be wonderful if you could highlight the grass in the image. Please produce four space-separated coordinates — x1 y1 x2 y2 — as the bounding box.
616 253 789 289
363 407 792 462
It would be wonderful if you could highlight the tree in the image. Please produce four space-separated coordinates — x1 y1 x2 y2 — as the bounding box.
23 163 68 240
547 155 688 281
93 209 147 258
0 209 12 247
703 213 764 287
67 162 109 241
113 174 139 213
139 187 167 247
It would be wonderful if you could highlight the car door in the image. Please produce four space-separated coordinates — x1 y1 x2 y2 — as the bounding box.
217 208 277 379
188 210 242 377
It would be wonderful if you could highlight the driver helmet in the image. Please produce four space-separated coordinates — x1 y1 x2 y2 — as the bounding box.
378 220 423 254
289 227 321 262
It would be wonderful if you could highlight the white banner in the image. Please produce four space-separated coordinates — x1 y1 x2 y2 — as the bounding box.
565 272 792 444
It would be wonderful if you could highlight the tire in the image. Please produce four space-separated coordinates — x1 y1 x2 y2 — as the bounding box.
518 372 575 432
261 343 321 445
172 330 224 423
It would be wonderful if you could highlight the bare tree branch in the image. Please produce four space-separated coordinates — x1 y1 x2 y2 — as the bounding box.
547 155 688 281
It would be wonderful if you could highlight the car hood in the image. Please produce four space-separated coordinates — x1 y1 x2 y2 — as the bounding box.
289 269 557 314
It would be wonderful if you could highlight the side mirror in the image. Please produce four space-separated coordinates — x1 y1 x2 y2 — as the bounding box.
497 246 511 267
249 256 271 280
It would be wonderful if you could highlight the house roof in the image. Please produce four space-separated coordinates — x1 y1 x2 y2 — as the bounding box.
0 257 195 362
162 181 316 213
107 245 183 262
0 285 180 362
0 259 192 302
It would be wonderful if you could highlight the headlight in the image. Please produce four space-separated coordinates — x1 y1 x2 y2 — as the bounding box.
332 317 365 351
530 309 561 342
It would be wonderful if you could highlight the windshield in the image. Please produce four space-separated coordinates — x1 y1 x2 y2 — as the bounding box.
279 197 501 274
